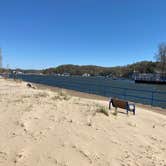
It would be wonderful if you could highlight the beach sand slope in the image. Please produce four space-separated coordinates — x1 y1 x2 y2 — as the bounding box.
0 79 166 166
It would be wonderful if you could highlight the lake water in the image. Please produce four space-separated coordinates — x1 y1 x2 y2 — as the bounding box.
16 75 166 108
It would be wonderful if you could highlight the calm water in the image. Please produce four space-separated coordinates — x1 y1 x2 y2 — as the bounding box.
16 74 166 108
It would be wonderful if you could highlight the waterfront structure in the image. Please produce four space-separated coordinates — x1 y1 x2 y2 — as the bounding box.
62 73 70 77
133 72 166 84
82 73 90 77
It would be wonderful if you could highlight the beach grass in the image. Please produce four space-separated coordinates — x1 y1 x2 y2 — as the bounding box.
97 105 109 116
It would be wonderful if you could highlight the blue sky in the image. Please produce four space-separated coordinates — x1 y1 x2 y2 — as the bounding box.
0 0 166 69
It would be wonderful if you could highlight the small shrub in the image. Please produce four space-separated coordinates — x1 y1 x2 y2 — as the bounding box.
112 110 118 116
63 95 71 100
58 89 67 96
52 95 61 100
97 106 109 116
34 92 49 98
52 90 71 101
59 90 70 100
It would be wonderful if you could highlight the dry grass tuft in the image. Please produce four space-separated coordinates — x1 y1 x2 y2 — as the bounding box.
33 92 49 98
52 90 71 101
96 105 109 116
112 110 118 116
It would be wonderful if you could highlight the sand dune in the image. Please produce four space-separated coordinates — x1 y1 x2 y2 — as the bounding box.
0 79 166 166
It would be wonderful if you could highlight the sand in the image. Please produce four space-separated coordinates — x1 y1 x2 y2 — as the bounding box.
0 78 166 166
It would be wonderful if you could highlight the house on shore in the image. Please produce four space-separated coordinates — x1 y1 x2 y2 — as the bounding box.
82 73 90 77
62 73 70 77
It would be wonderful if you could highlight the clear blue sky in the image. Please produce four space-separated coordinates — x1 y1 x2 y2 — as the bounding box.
0 0 166 69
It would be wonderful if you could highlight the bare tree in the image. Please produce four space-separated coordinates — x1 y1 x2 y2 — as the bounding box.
156 43 166 80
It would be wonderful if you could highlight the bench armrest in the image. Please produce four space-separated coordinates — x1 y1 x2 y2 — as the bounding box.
128 104 135 110
128 103 135 115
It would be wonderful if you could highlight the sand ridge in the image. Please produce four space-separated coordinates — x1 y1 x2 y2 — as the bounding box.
0 79 166 166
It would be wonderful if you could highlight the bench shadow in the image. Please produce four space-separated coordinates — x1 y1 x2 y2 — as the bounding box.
110 109 127 115
117 111 126 114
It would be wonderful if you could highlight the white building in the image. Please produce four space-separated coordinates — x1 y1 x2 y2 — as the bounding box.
82 73 90 77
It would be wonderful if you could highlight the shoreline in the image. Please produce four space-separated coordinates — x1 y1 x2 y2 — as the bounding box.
3 78 166 114
32 81 166 115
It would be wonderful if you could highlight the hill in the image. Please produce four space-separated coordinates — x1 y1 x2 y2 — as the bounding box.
43 61 158 78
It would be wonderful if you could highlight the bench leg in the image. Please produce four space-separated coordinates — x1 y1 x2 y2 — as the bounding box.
128 104 135 115
133 109 135 115
109 100 111 110
115 107 118 115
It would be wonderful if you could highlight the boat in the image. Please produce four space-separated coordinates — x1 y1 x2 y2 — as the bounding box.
133 73 166 84
135 79 166 84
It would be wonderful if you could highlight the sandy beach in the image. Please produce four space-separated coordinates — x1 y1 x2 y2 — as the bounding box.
0 78 166 166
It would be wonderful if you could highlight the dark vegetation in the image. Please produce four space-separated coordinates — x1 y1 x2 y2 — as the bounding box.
0 61 158 78
42 61 158 78
0 68 42 74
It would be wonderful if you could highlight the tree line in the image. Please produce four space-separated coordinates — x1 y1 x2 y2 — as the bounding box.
42 61 158 78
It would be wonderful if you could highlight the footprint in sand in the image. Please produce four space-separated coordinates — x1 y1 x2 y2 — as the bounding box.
13 150 27 164
49 115 56 122
0 151 8 161
71 144 92 164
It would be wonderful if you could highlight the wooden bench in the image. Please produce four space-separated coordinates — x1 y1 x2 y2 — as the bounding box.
109 98 135 115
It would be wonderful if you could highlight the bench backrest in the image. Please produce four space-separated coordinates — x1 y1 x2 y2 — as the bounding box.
111 98 128 109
